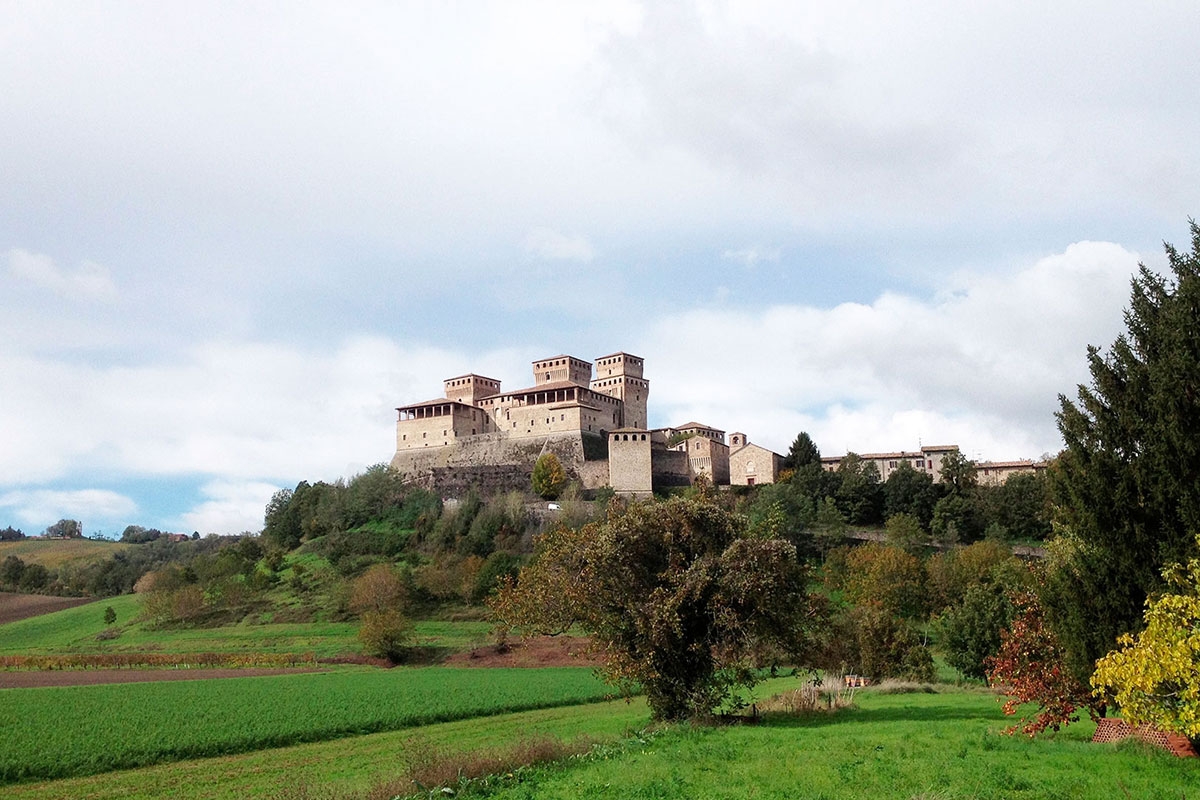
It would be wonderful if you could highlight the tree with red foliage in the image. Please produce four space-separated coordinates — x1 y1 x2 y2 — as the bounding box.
985 590 1100 735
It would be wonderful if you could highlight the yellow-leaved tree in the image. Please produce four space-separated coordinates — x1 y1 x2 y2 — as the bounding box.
1092 541 1200 738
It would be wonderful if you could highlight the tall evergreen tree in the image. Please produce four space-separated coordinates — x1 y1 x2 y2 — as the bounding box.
1046 220 1200 683
782 432 822 471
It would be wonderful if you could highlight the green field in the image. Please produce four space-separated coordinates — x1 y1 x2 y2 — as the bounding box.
0 594 492 658
3 695 654 800
0 666 613 784
5 679 1197 799
476 690 1199 800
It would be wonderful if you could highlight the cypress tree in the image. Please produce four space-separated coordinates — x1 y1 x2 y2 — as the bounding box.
1046 220 1200 683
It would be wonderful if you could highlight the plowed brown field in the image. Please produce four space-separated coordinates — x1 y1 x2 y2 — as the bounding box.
0 592 92 625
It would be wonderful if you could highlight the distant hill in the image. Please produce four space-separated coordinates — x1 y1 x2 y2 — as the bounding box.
0 538 132 571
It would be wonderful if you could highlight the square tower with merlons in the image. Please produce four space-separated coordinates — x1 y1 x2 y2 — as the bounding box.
591 352 649 429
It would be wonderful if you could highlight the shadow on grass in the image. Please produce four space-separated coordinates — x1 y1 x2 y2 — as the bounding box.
761 701 1001 729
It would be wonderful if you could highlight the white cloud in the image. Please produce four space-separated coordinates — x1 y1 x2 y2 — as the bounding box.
524 228 596 263
0 489 137 530
722 246 780 268
643 240 1141 460
178 480 281 536
6 249 118 302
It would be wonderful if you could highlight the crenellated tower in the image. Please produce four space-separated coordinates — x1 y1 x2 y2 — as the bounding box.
590 352 649 429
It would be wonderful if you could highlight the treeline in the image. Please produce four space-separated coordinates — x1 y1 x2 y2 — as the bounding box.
1 535 252 598
743 435 1051 551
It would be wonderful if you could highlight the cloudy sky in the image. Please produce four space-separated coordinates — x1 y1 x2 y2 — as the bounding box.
3 1 1198 536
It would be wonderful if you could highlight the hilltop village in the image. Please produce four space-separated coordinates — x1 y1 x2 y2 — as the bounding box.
390 349 1047 495
390 351 785 495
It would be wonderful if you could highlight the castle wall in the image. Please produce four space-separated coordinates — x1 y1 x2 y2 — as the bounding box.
392 430 605 484
609 430 654 495
652 449 693 488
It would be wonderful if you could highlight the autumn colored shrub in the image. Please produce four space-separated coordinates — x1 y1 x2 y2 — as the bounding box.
1092 546 1200 738
985 590 1098 735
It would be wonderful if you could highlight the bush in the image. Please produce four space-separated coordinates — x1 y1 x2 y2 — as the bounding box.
357 609 410 661
531 453 568 500
843 543 927 620
848 603 935 682
936 584 1014 680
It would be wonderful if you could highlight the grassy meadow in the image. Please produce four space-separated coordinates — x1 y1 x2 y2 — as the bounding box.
476 689 1199 800
4 678 1197 799
0 538 131 570
2 575 1196 798
0 593 492 659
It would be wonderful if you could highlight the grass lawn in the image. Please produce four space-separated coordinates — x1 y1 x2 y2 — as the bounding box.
481 688 1199 800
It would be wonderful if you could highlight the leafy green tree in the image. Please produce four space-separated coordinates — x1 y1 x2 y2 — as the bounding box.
1046 221 1200 685
812 496 848 556
103 606 117 626
744 480 816 545
925 540 1021 614
18 563 50 591
978 471 1052 542
0 526 24 541
492 496 820 721
843 543 927 621
931 493 982 544
837 603 935 682
262 487 301 550
531 453 568 500
0 555 25 587
44 519 82 539
937 584 1014 680
883 462 942 530
781 432 821 471
884 512 926 556
833 454 884 526
938 451 978 496
343 464 406 528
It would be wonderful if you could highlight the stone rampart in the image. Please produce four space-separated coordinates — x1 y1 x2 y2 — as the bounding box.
392 431 611 494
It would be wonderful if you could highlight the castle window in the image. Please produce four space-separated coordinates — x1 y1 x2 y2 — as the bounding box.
422 432 427 438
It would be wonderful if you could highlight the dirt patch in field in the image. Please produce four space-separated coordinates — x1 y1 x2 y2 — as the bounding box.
0 592 93 625
444 635 603 668
0 667 326 689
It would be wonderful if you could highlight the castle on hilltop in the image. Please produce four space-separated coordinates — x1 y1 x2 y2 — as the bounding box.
390 351 783 495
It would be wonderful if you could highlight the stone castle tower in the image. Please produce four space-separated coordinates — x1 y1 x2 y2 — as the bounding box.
590 352 649 429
